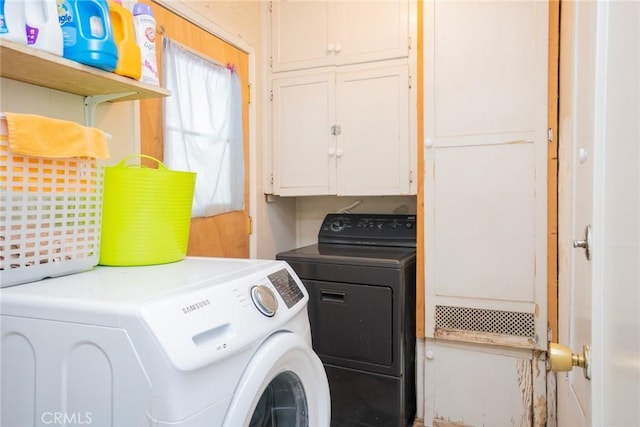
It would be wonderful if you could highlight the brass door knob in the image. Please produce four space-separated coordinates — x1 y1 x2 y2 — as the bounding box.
548 342 591 380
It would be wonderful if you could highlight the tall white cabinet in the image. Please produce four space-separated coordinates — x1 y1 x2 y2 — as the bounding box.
422 2 550 426
268 0 416 197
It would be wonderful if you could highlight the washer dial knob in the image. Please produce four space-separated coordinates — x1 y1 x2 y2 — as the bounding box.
250 285 278 317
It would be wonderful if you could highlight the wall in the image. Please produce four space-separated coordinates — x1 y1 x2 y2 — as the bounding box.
0 80 137 167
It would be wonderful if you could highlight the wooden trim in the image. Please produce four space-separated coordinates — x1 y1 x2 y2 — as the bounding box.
547 0 560 343
416 0 425 338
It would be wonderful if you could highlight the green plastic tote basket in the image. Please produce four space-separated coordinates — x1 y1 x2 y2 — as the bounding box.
99 155 196 266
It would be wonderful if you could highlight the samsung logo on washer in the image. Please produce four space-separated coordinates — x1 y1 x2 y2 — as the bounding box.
182 299 211 314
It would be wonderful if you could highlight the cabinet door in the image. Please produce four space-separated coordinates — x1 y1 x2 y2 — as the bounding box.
272 72 336 196
334 0 409 66
335 64 410 196
270 1 334 72
270 0 409 73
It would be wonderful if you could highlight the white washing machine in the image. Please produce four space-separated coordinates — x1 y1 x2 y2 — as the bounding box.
0 257 330 426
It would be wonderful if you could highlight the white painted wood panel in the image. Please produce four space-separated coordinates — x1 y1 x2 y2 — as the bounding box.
336 64 410 196
424 340 535 427
270 0 409 73
334 0 409 66
270 1 333 72
433 143 535 302
272 72 335 196
431 1 541 139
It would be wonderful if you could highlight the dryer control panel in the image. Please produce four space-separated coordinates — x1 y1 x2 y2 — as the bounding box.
318 213 416 247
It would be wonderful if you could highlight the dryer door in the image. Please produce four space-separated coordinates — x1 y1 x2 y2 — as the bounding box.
222 332 330 427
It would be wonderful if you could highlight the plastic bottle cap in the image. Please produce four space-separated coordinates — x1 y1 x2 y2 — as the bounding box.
133 3 154 16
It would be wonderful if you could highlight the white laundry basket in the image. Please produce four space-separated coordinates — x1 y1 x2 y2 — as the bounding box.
0 115 103 287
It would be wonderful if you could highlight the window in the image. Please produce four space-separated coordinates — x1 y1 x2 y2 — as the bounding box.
162 38 244 218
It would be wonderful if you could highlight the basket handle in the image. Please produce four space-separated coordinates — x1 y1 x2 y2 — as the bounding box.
117 154 169 170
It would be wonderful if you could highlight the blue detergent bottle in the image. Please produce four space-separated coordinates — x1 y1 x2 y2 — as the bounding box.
57 0 118 72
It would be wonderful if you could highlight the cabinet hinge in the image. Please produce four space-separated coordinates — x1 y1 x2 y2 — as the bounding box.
248 216 253 235
408 36 412 50
547 128 553 143
269 1 272 13
248 84 252 104
409 170 414 184
270 89 273 102
270 173 274 185
408 75 412 89
269 56 273 68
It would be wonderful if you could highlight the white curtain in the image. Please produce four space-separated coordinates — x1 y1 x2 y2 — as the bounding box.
162 38 244 218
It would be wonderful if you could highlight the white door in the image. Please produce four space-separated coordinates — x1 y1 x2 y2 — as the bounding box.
557 1 640 425
557 1 596 423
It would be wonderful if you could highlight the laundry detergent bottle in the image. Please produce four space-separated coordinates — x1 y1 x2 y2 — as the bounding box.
25 0 63 55
0 0 28 44
132 3 159 85
109 0 140 79
58 0 118 72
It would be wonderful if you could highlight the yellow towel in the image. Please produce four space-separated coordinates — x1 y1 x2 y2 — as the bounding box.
5 112 110 160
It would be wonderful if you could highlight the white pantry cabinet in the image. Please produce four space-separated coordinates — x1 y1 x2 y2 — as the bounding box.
272 63 411 196
270 0 409 73
422 1 550 425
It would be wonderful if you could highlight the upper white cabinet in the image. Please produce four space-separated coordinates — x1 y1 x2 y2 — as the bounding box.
272 63 411 196
270 0 410 72
268 0 416 196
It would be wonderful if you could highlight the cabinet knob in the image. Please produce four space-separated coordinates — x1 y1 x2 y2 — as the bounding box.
327 43 335 52
328 148 336 156
336 148 344 157
334 43 342 53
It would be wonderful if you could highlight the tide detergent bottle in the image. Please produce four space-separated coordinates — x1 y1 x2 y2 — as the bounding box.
109 0 140 79
57 0 118 72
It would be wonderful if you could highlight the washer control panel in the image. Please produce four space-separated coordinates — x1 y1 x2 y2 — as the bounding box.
267 268 305 308
318 213 417 247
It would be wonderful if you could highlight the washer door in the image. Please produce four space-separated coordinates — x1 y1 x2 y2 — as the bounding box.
222 332 330 427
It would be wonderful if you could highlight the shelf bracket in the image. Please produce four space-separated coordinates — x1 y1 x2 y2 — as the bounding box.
84 92 136 127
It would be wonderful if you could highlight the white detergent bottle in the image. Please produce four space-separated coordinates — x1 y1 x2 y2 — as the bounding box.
132 2 159 85
0 0 27 45
25 0 63 55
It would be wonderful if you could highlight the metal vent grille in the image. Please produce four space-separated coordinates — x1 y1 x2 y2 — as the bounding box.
435 305 535 338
